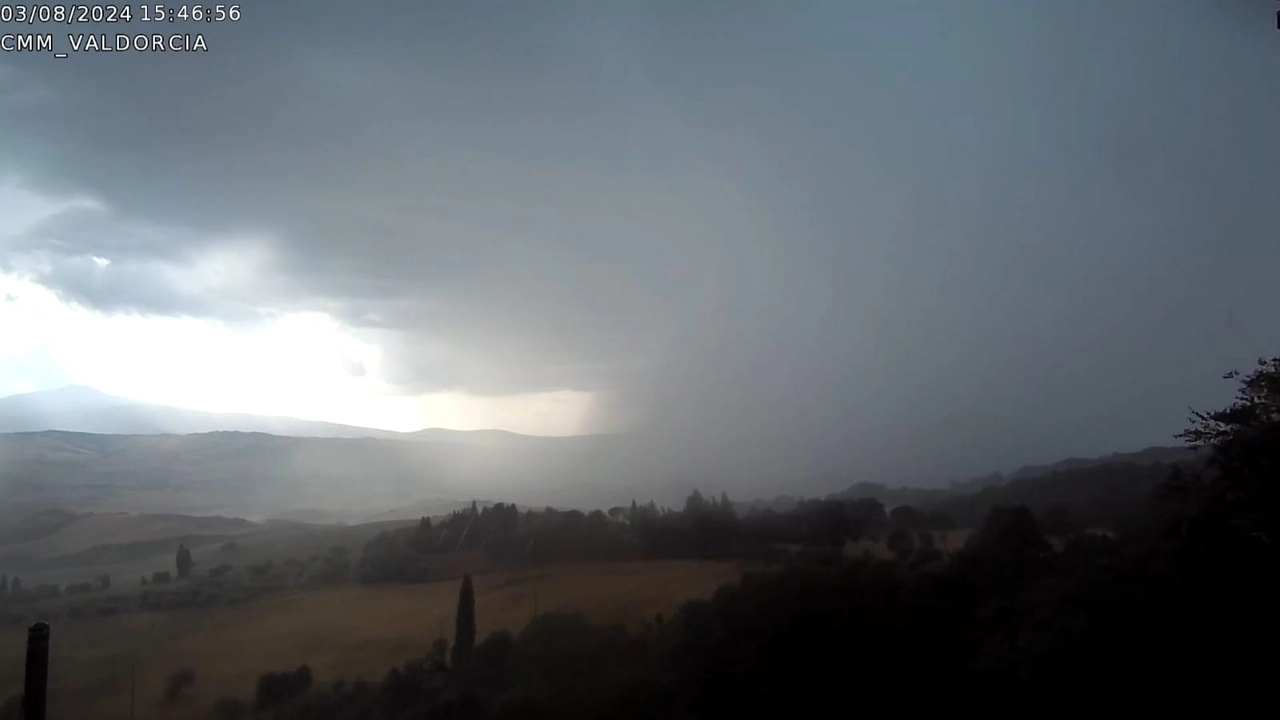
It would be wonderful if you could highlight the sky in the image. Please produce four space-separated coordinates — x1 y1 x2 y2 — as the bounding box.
1 1 1278 483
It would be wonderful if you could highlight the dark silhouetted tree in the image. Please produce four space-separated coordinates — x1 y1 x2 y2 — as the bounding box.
1040 505 1075 537
924 510 956 531
9 577 20 593
430 638 449 668
1176 356 1280 548
255 665 312 708
163 668 196 704
452 573 476 667
0 574 7 598
176 543 193 579
886 528 916 560
890 505 925 532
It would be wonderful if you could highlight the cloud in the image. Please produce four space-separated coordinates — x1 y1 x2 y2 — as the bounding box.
3 1 1280 487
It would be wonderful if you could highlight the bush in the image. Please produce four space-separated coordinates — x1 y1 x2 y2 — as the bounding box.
213 696 248 720
163 668 196 704
208 564 234 579
255 665 313 708
151 571 172 585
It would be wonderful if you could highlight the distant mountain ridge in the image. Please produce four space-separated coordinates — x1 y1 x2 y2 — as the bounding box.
1007 445 1197 480
0 385 542 443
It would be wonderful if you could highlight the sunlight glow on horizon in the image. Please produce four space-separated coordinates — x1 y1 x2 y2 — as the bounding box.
0 180 596 437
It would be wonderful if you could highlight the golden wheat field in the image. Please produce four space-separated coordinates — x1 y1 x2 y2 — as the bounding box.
0 560 743 719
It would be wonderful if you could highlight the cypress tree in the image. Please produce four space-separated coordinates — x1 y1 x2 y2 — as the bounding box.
176 544 193 579
451 574 476 667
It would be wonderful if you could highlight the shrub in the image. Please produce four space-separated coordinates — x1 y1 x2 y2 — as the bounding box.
163 668 196 704
255 665 313 708
213 696 248 720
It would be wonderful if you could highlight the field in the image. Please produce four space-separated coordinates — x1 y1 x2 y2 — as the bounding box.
0 512 414 590
0 560 743 719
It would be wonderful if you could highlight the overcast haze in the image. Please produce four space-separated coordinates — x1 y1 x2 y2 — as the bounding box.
2 1 1278 489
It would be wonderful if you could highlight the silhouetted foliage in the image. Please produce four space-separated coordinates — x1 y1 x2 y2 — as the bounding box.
1039 505 1075 537
1174 356 1279 550
213 696 249 720
886 528 916 560
430 638 449 667
256 665 313 708
175 544 193 579
452 574 476 667
163 668 196 704
889 504 925 531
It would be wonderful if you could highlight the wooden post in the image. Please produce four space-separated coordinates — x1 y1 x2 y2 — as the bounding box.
23 622 50 720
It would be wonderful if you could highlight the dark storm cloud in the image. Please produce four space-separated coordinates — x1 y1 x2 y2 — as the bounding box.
2 0 1279 487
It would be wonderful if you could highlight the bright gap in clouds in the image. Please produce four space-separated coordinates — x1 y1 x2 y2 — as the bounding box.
0 273 593 435
0 179 594 436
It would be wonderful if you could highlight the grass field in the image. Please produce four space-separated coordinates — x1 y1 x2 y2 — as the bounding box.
0 560 742 719
1 514 414 591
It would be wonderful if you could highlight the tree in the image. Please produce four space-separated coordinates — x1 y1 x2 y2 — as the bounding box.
889 505 925 532
719 492 735 518
255 665 312 708
163 668 196 704
0 574 7 598
176 544 193 579
684 489 708 515
1176 356 1280 547
923 510 956 531
1039 506 1075 537
430 638 449 667
886 528 916 560
96 574 111 591
8 577 19 593
960 505 1052 590
452 573 476 667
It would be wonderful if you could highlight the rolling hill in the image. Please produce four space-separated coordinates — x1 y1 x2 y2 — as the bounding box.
0 429 660 522
0 386 544 444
